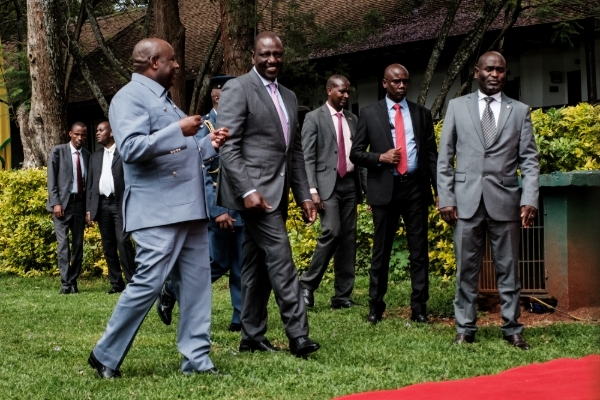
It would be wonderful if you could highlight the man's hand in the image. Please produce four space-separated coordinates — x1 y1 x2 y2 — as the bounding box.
439 206 458 226
301 200 317 227
215 213 236 231
378 148 401 164
210 127 230 149
521 205 537 228
179 115 203 136
53 205 64 218
311 193 324 211
85 212 94 227
243 191 272 212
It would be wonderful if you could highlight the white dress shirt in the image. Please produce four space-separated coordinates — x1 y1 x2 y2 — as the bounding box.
99 143 116 197
478 90 502 126
69 142 86 194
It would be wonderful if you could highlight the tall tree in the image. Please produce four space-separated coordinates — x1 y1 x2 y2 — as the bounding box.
219 0 257 75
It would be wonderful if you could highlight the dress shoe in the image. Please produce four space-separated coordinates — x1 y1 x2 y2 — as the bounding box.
59 288 72 295
453 333 475 344
411 314 433 324
88 351 121 379
289 336 320 357
156 282 175 325
331 300 355 309
72 284 79 293
228 322 241 332
107 287 124 294
239 338 280 352
302 288 314 308
366 312 382 324
503 333 530 350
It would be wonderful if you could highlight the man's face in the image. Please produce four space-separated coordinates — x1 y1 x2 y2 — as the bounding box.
383 66 410 102
153 43 179 89
211 88 221 111
475 54 507 95
95 122 112 146
327 80 350 111
69 126 87 150
252 36 284 82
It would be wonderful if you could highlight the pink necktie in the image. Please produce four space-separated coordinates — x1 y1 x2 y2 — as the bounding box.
393 104 408 175
268 82 289 145
335 112 347 177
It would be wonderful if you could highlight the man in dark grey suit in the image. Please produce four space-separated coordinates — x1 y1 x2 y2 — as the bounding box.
217 31 320 357
88 38 229 378
437 52 539 350
300 75 362 309
85 121 136 294
46 122 91 294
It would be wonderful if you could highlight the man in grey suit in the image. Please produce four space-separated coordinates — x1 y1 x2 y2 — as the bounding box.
88 38 229 378
85 121 136 294
46 122 91 294
437 52 539 350
217 31 320 357
300 75 362 309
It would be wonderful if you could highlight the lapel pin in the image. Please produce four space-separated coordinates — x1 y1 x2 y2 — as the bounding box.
507 105 511 109
163 107 167 112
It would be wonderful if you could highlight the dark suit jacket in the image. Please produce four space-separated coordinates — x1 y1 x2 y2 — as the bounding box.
216 70 310 215
302 104 363 202
46 143 91 211
86 147 126 221
349 98 438 206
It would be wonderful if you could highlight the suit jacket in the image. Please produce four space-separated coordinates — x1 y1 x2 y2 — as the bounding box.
216 71 310 214
85 147 126 221
349 98 438 206
46 143 91 211
302 104 363 202
108 73 217 232
437 92 539 221
196 108 242 227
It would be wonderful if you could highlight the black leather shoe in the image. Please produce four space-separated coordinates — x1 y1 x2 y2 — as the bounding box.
71 284 79 294
239 338 280 352
503 334 530 350
366 312 382 324
107 287 124 294
453 333 475 344
302 288 314 308
411 314 433 324
331 300 355 309
289 336 320 357
59 288 72 295
156 282 175 325
228 322 241 332
88 351 121 379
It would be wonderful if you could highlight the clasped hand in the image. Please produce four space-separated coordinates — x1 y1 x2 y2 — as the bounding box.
379 147 402 164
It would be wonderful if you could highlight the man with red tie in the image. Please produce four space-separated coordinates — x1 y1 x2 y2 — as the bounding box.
350 64 438 324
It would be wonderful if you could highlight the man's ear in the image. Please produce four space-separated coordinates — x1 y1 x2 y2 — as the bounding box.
149 55 159 69
251 52 256 66
473 67 480 79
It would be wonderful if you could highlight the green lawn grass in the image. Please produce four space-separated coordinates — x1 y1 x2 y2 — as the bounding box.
0 275 598 399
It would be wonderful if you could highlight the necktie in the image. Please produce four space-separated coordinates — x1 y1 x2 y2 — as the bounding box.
335 112 347 177
100 149 112 197
482 97 497 148
393 104 408 175
267 82 289 145
75 151 83 198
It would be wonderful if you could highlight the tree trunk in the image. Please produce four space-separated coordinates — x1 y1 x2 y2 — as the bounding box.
417 0 462 106
189 27 221 115
194 46 224 115
219 0 256 76
153 0 186 110
429 0 509 119
143 0 154 38
25 0 68 168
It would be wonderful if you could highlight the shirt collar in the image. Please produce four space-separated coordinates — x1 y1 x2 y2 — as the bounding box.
385 95 409 111
253 67 278 88
132 73 167 98
104 143 116 153
69 142 80 154
478 90 502 103
325 101 344 116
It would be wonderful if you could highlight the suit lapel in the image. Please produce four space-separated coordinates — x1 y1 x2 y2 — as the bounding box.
376 99 394 148
250 73 286 148
343 109 356 140
467 93 486 148
112 148 121 168
280 86 296 150
493 93 513 146
407 101 421 154
321 105 337 143
64 144 74 175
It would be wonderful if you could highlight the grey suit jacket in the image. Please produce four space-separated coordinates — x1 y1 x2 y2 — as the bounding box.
85 147 126 221
437 92 539 221
46 143 91 211
216 71 310 213
302 104 363 202
108 73 217 232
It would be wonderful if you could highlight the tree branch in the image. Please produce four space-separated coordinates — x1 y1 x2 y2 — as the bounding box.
189 26 221 114
143 0 153 38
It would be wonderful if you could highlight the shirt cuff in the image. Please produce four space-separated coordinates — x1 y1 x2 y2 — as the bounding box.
310 188 318 194
242 189 256 198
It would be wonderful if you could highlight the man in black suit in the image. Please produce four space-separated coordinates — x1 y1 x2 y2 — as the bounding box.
300 75 362 309
47 122 91 294
86 121 136 294
350 64 438 324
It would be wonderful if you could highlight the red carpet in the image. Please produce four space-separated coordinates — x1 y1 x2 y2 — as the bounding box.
337 355 600 400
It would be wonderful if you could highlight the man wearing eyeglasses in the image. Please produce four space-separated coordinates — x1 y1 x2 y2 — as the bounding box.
350 63 438 325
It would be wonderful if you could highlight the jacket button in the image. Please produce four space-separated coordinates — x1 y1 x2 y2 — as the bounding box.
173 171 177 176
279 172 284 177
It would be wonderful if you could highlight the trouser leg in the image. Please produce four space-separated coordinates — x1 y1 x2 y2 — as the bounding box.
68 199 85 288
332 177 357 303
97 198 125 290
53 204 72 290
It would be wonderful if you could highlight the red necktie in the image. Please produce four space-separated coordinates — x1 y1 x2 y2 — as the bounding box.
76 151 83 198
393 104 408 175
335 112 347 177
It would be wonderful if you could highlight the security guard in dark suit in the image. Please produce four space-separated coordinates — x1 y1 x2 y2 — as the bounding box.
156 76 243 332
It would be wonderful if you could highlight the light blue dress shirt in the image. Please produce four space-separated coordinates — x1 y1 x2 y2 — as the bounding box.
385 95 418 174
